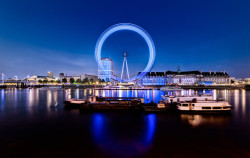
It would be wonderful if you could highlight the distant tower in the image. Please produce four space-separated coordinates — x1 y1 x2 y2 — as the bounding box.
121 52 130 80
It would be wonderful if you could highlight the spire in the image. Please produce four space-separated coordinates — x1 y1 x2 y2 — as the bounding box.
121 52 130 80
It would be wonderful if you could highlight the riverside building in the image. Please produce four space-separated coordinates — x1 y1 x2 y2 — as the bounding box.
59 73 98 82
166 70 231 85
138 70 231 86
98 58 113 82
138 72 166 86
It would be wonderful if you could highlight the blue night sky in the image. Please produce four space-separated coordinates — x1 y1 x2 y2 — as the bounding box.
0 0 249 78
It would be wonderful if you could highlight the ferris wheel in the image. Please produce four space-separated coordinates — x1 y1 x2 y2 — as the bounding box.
95 23 156 82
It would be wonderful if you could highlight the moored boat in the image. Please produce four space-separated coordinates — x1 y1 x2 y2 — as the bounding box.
177 99 232 113
162 94 213 103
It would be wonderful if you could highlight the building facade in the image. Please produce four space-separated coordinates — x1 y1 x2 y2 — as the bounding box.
98 58 113 82
80 74 98 82
138 72 166 86
138 70 231 86
59 73 98 83
28 72 55 84
166 70 230 85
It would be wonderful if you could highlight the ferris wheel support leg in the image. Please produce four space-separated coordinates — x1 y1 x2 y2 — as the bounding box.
126 59 130 79
121 58 125 79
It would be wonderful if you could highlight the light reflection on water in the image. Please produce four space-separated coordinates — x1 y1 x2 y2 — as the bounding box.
0 89 5 111
242 89 246 118
0 88 250 157
91 113 156 156
180 114 231 127
0 88 249 117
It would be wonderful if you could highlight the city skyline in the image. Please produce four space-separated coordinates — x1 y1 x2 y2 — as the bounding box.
0 0 250 78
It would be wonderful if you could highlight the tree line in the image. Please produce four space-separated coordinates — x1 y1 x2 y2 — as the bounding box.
38 77 106 84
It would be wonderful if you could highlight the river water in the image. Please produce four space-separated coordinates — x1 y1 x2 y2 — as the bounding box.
0 88 249 158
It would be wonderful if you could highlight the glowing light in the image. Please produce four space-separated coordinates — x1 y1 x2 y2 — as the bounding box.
144 114 156 145
95 23 156 82
234 90 239 113
92 113 104 143
242 89 246 117
76 88 79 99
1 89 5 111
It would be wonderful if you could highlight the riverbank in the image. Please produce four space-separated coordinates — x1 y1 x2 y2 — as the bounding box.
1 84 249 90
180 85 245 90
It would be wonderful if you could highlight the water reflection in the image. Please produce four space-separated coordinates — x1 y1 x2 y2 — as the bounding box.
66 89 71 99
0 89 5 111
27 89 34 113
91 113 157 156
47 90 52 110
53 91 58 108
76 88 79 99
92 113 104 143
242 89 246 118
144 114 156 145
0 88 250 126
234 89 239 113
180 114 230 127
35 88 39 105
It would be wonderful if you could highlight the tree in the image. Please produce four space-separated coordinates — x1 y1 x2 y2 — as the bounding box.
49 80 54 84
56 79 61 84
38 79 43 84
76 78 81 84
62 78 67 84
43 78 48 84
83 77 89 84
101 79 105 83
90 78 94 84
97 78 101 84
70 78 75 84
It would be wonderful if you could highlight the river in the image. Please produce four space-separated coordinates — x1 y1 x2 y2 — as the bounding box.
0 88 249 157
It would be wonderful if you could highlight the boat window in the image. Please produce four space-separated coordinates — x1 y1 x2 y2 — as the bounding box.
192 104 195 106
202 107 211 109
213 107 221 109
182 104 188 107
223 107 231 109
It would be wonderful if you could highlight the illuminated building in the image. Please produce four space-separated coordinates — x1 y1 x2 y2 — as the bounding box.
59 73 98 82
138 69 231 86
98 58 113 82
138 72 166 86
81 74 98 81
48 71 54 78
166 70 231 85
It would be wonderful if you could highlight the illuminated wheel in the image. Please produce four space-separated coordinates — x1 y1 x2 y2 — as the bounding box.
95 23 156 82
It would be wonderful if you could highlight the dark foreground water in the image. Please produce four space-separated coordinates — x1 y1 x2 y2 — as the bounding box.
0 88 250 158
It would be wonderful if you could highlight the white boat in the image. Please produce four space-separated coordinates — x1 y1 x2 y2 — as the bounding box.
177 100 232 113
162 95 213 103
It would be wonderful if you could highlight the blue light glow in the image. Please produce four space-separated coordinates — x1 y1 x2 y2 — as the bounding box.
144 114 156 145
1 89 5 111
92 113 104 143
95 23 156 82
